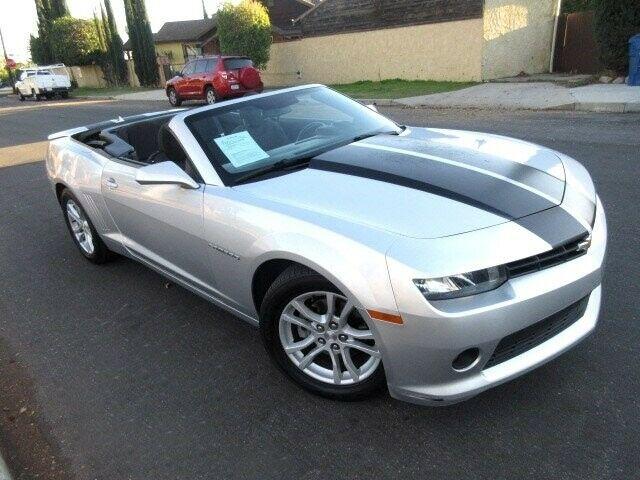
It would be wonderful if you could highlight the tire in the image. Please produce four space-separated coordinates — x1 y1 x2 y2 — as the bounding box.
61 91 69 99
32 89 40 101
18 93 25 101
167 88 182 107
59 189 112 264
260 265 385 400
205 86 218 105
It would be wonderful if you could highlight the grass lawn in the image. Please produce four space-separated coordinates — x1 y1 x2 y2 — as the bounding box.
71 86 158 98
330 79 477 99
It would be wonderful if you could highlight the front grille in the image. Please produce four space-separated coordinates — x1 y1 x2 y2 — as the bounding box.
483 295 590 369
506 235 590 278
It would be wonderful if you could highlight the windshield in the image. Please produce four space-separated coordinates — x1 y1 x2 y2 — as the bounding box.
186 86 400 184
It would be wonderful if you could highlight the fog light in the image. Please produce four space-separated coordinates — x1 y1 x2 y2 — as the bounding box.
452 348 480 371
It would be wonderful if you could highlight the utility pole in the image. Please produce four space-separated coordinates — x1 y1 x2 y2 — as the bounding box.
0 23 16 89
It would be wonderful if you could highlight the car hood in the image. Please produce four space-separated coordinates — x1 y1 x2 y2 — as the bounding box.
236 127 571 239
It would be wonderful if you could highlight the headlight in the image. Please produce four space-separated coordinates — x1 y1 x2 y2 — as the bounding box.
413 266 507 300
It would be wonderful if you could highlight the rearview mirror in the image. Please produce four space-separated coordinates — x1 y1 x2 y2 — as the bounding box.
135 161 199 189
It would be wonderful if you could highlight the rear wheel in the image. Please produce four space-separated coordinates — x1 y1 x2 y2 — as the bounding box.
60 189 112 264
260 265 385 400
31 89 40 101
168 88 182 107
61 91 69 99
205 86 218 105
18 93 25 101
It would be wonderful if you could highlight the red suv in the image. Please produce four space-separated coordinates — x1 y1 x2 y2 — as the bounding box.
166 56 263 107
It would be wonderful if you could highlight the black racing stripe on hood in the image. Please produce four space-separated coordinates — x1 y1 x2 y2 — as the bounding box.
515 207 589 248
360 135 565 202
311 160 513 218
311 144 558 219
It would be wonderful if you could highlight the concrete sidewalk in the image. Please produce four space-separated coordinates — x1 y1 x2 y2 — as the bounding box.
397 82 640 112
115 89 167 101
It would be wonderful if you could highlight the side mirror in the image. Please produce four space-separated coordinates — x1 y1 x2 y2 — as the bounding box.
135 161 199 189
365 104 378 112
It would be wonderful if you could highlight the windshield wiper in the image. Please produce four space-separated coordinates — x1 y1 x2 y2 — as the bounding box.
351 129 402 144
234 157 312 184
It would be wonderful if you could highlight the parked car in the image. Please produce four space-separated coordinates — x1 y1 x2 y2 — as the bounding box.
166 56 263 107
45 85 606 406
16 64 71 101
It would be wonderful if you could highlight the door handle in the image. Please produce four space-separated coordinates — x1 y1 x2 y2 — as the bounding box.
105 178 118 189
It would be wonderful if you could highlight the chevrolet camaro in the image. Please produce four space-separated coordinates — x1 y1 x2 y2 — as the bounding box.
45 85 607 406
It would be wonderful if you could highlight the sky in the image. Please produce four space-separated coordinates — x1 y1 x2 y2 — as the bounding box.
0 0 225 62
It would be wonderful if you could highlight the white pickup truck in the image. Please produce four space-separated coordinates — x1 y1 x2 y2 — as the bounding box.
16 64 72 101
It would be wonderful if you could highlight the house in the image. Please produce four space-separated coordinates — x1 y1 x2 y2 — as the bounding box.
124 18 218 67
262 0 564 85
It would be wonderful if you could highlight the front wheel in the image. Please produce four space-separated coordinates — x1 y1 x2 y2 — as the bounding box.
60 189 113 264
18 93 25 101
260 265 385 400
167 88 182 107
31 89 40 101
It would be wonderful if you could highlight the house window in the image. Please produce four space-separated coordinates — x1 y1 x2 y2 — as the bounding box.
184 44 203 61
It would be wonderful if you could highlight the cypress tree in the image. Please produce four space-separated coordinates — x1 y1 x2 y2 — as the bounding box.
94 10 107 52
202 0 209 19
34 0 54 63
124 0 158 86
49 0 70 18
104 0 127 84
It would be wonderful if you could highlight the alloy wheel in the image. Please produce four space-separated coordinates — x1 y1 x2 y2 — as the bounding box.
66 200 95 255
206 89 216 105
279 291 381 385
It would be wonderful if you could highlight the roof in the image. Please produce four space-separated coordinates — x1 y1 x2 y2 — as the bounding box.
124 17 217 49
154 17 217 43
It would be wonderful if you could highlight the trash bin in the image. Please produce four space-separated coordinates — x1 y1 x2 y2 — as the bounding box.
630 34 640 86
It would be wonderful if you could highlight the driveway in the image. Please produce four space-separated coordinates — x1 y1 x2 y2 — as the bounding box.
0 97 638 479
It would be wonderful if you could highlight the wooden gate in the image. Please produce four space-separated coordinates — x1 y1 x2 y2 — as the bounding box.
553 11 602 74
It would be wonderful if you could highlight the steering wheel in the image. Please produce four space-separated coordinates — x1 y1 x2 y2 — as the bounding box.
297 122 328 142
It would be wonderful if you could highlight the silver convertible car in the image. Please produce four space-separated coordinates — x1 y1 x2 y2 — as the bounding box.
46 85 606 406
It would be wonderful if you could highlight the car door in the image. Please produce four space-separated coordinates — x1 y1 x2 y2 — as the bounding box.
100 136 214 292
191 59 208 97
176 61 195 97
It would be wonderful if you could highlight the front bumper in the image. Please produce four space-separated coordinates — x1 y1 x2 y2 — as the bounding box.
376 198 607 406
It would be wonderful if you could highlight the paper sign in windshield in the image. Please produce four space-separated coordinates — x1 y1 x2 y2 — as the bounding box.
214 131 269 168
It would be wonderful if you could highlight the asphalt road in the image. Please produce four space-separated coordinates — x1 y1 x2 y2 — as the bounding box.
0 96 638 479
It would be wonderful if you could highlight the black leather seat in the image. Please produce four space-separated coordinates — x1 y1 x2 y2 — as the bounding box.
148 125 200 181
115 118 170 163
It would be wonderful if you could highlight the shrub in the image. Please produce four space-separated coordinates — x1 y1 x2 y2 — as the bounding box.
593 0 640 73
217 0 272 69
29 35 49 65
562 0 593 14
49 16 101 66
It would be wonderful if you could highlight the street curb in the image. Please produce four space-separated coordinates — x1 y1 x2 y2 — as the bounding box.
357 98 400 107
0 452 12 480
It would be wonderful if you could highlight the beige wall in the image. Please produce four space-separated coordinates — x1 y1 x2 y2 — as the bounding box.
262 19 484 87
482 0 560 79
155 42 186 66
69 65 107 88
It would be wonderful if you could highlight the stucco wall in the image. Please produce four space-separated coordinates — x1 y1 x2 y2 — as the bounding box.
155 42 186 65
482 0 560 80
262 18 484 86
69 65 106 88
